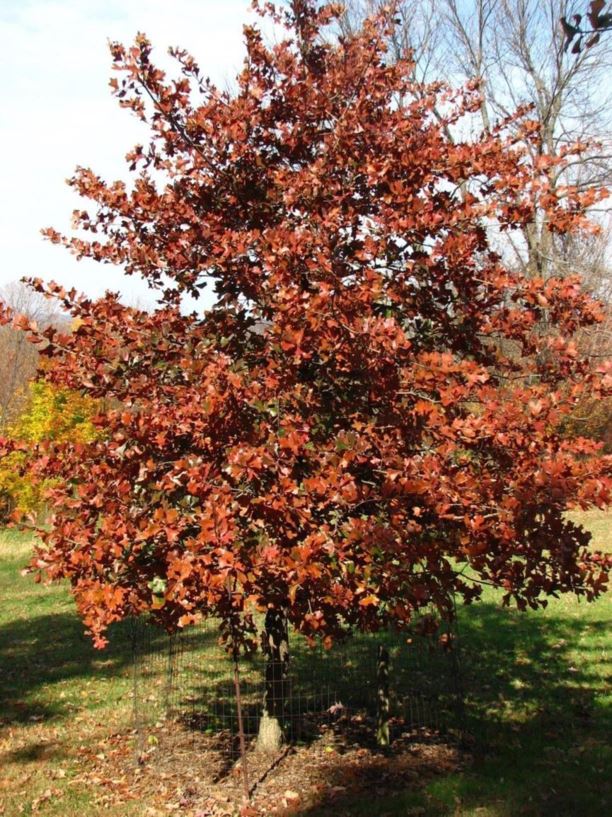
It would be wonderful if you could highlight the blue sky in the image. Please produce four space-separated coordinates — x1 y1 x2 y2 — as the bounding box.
0 0 254 309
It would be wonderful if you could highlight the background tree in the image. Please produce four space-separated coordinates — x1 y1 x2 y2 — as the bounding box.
0 281 63 429
2 0 610 751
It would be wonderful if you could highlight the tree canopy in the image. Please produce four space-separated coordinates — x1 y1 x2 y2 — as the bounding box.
2 0 610 649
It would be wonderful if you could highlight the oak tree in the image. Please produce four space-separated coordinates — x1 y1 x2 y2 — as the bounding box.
2 0 611 743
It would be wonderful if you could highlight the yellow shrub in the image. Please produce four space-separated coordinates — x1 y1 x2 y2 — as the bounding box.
0 381 99 517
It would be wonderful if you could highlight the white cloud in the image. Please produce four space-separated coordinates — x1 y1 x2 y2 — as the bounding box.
0 0 253 309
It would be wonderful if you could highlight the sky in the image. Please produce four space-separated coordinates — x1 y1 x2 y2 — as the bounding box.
0 0 256 310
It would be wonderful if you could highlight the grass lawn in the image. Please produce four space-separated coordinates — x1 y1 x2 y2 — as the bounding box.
0 510 610 817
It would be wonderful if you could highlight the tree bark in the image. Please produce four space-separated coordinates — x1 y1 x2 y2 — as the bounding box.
257 607 289 753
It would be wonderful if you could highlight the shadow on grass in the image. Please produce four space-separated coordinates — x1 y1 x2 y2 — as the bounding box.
290 602 610 817
0 611 220 726
4 740 67 764
0 612 132 724
1 589 609 815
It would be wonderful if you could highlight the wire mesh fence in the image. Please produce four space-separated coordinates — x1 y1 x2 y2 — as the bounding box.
130 605 464 776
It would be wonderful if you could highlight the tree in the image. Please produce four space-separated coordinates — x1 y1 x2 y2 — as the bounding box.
2 0 611 750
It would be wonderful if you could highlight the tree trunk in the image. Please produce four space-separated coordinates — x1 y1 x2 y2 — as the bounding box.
376 644 390 747
257 608 289 753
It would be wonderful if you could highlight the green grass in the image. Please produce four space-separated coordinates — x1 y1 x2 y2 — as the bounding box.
0 530 144 817
0 511 610 817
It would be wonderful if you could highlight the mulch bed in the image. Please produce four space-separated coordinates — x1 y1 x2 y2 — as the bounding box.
74 714 469 816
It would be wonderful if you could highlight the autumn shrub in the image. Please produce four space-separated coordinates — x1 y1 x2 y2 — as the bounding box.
0 381 98 519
